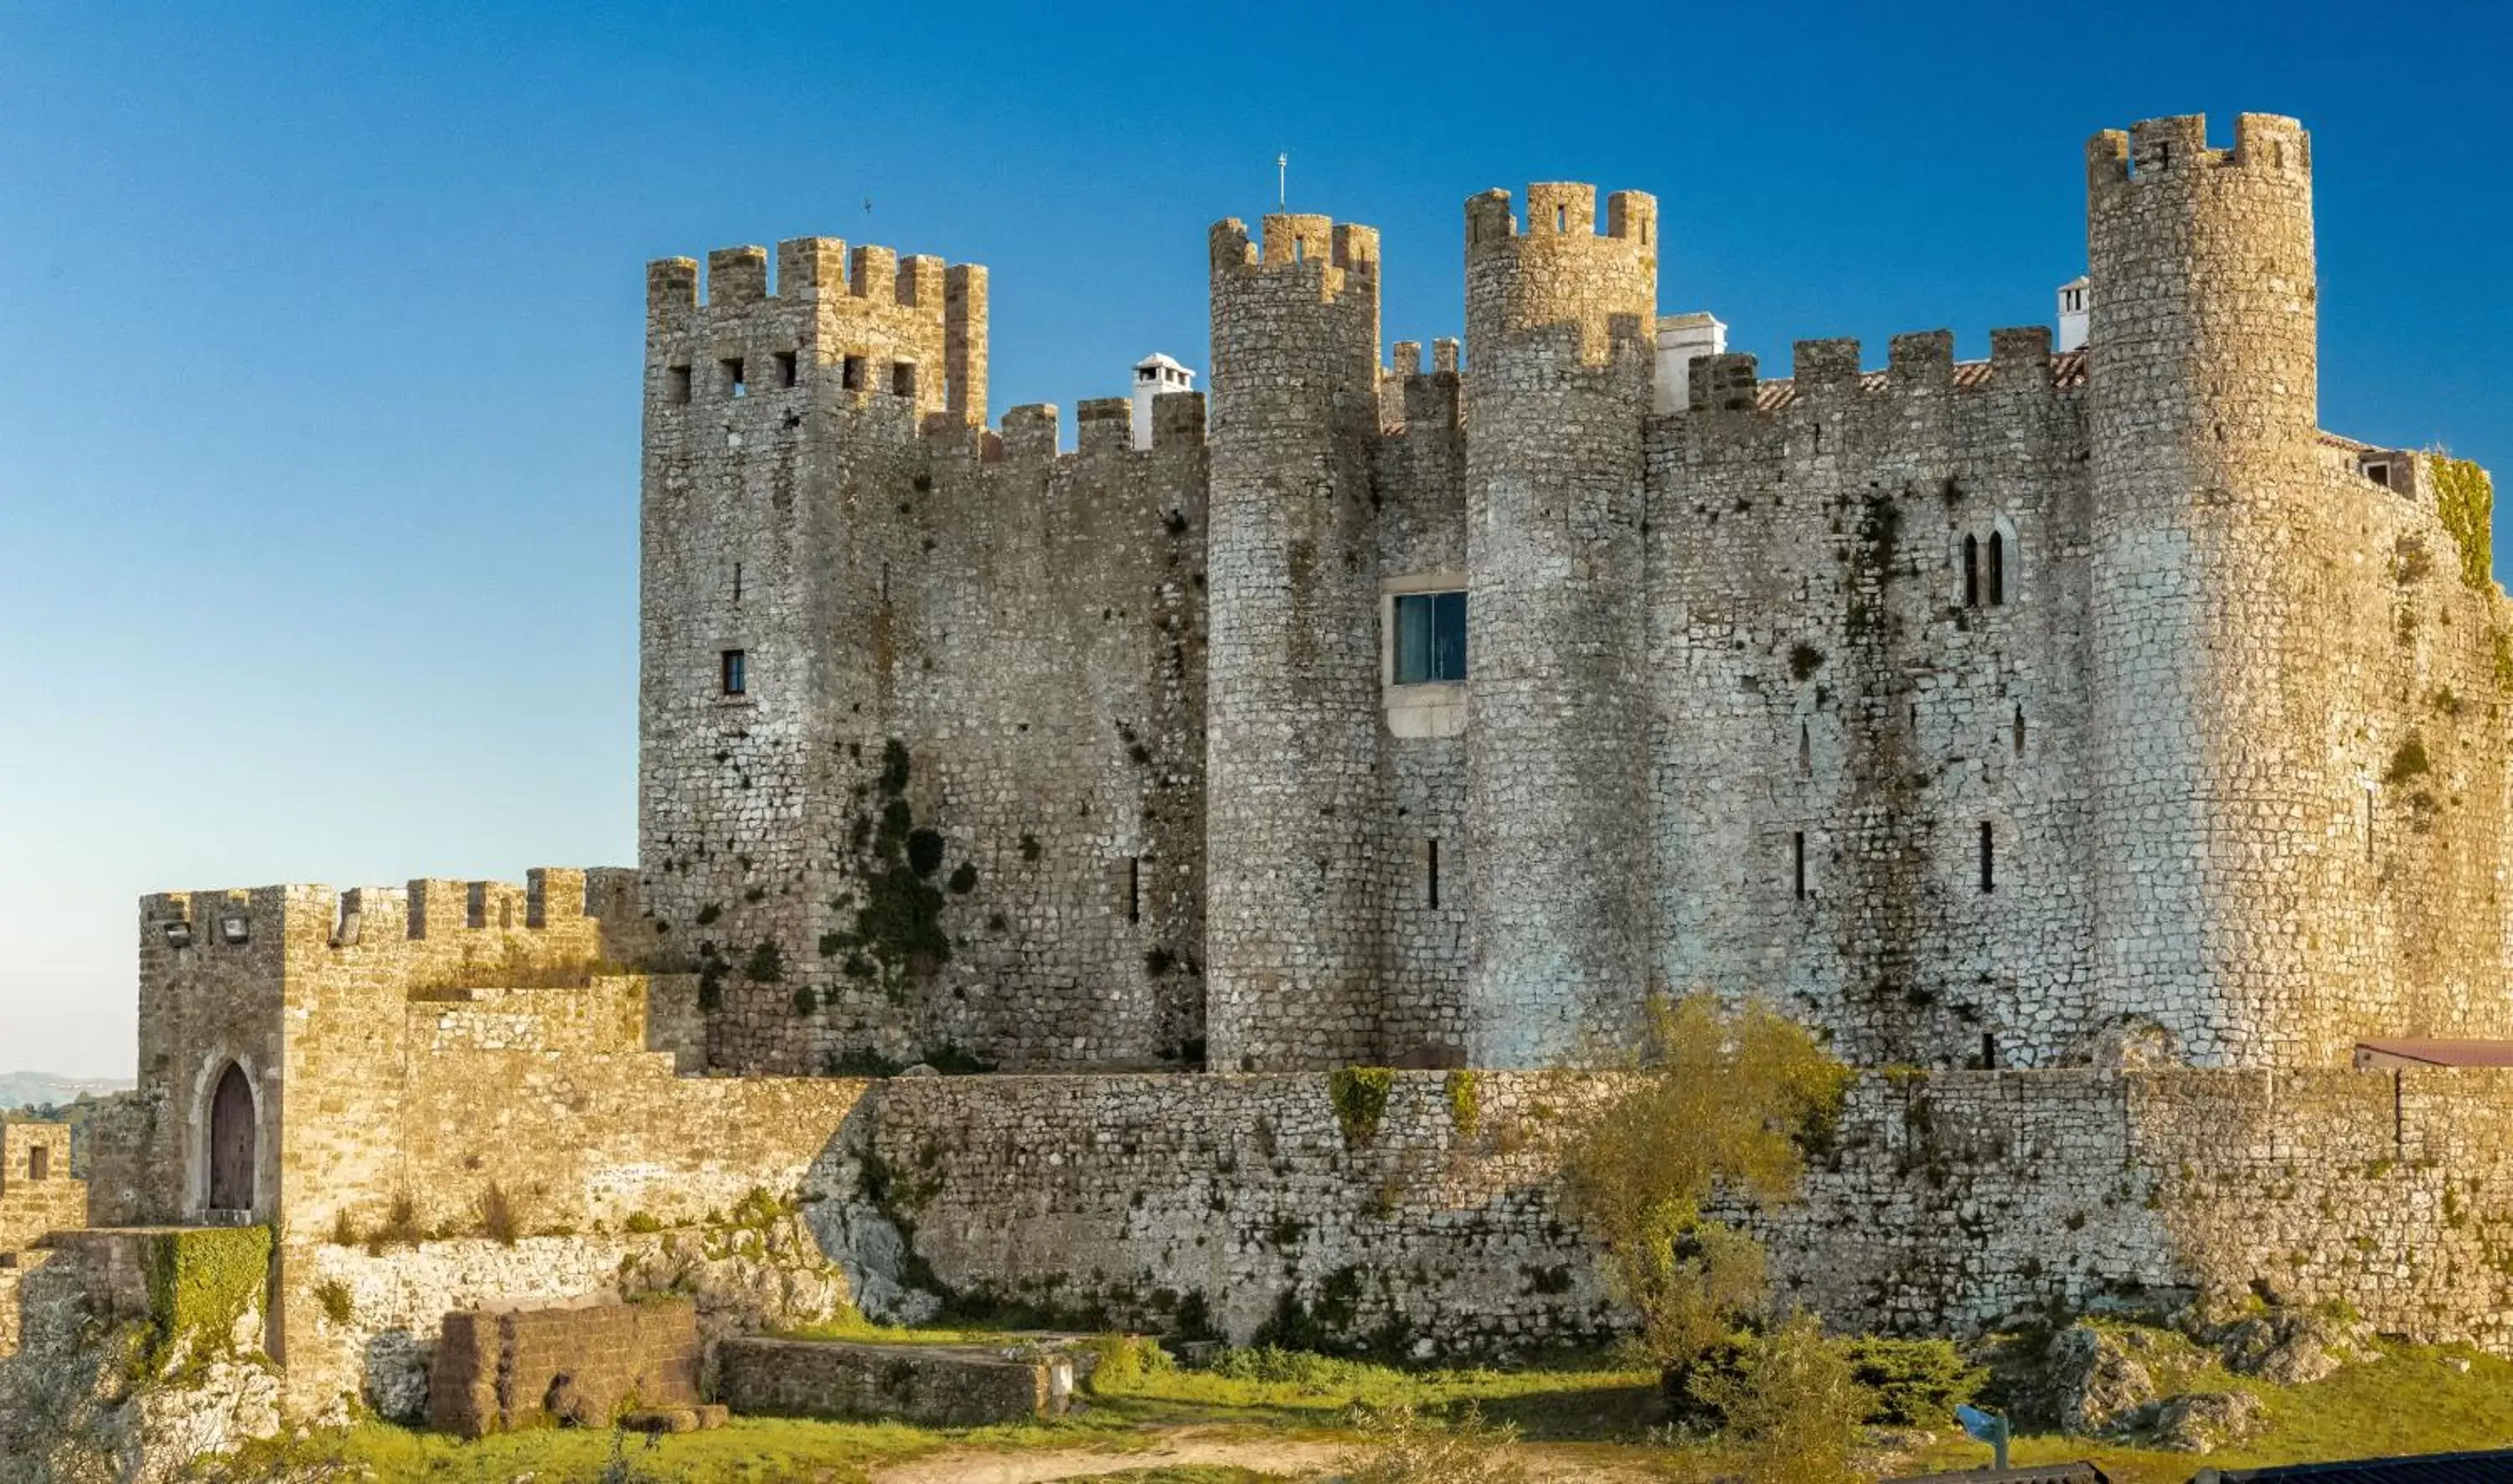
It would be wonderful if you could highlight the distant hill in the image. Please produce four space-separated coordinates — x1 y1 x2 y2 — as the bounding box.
0 1070 132 1114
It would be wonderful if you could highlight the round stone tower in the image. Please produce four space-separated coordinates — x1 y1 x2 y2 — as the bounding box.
1462 184 1658 1067
2085 114 2321 1064
1203 214 1388 1070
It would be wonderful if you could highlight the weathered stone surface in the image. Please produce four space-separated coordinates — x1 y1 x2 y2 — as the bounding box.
2144 1389 2268 1452
715 1337 1080 1426
424 1298 701 1440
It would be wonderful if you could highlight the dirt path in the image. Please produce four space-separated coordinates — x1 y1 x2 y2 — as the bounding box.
869 1426 1659 1482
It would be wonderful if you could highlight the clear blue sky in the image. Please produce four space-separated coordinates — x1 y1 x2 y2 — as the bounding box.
3 3 2506 1076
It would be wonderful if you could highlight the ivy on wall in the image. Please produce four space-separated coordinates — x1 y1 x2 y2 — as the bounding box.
2429 451 2495 592
143 1224 271 1363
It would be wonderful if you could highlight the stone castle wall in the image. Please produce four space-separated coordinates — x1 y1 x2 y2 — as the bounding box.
95 872 867 1410
641 244 1208 1075
866 1067 2513 1358
635 113 2509 1077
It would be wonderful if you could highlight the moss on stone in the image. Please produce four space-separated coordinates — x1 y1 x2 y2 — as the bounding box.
145 1224 271 1363
878 739 912 796
743 940 785 983
2430 452 2495 592
1444 1069 1483 1137
1328 1067 1396 1146
2386 733 2433 786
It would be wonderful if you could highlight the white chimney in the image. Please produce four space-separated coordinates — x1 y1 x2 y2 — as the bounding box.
1654 312 1727 415
1131 353 1196 449
2056 276 2091 353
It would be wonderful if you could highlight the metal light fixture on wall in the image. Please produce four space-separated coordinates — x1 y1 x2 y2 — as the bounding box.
161 920 194 949
219 915 250 946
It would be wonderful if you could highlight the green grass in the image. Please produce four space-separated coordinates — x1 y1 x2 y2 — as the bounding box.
240 1414 1140 1484
1091 1344 1663 1442
227 1327 2513 1484
1894 1337 2513 1484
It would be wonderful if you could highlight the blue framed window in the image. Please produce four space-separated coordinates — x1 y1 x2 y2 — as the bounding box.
720 649 747 697
1394 591 1467 684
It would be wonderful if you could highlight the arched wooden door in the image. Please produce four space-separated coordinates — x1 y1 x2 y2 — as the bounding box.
207 1064 255 1213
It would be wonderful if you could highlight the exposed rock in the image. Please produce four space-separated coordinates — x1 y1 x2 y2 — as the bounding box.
2020 1323 2160 1435
2144 1389 2268 1452
2210 1308 2376 1386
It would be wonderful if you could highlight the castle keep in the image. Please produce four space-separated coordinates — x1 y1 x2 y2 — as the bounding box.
18 114 2513 1425
639 111 2510 1077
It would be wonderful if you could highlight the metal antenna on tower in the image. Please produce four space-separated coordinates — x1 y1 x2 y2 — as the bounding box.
1277 152 1287 210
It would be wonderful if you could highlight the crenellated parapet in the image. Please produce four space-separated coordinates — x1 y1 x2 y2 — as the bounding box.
646 236 988 430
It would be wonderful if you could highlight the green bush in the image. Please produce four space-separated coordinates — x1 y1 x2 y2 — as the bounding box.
1842 1334 1985 1425
1686 1313 1867 1484
1080 1332 1173 1394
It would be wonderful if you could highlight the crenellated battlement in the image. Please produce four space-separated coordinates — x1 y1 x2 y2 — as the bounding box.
1208 214 1380 301
1464 183 1657 255
142 868 638 956
646 235 988 426
1384 338 1463 431
2087 112 2310 199
1680 331 2087 416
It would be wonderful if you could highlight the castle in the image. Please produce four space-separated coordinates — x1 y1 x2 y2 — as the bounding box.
639 110 2509 1078
13 113 2513 1425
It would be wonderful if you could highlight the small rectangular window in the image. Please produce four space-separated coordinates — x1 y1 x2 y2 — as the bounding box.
775 350 798 389
1427 839 1441 909
891 361 917 398
28 1145 49 1182
1793 831 1807 901
666 364 692 404
722 357 747 398
1127 857 1141 924
720 649 747 697
842 354 866 391
1979 821 1995 893
2365 461 2392 490
1394 591 1468 684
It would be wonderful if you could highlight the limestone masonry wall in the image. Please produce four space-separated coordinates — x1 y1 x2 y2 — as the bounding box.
870 1068 2513 1358
634 112 2509 1076
95 870 866 1410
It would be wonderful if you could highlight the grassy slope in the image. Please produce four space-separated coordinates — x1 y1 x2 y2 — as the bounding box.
250 1332 2513 1483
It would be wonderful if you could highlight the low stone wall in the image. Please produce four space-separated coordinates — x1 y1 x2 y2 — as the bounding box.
866 1071 1613 1355
715 1337 1077 1426
426 1297 701 1438
864 1067 2513 1359
296 1212 854 1421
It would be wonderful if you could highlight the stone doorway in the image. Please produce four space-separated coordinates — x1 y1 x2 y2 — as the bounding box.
207 1063 255 1214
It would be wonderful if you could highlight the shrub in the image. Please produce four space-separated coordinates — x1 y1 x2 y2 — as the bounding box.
1688 1313 1867 1484
375 1191 425 1248
328 1208 359 1248
1843 1333 1985 1425
475 1181 525 1245
1561 993 1850 1371
1334 1402 1528 1484
312 1279 354 1327
623 1211 663 1234
1080 1332 1172 1394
